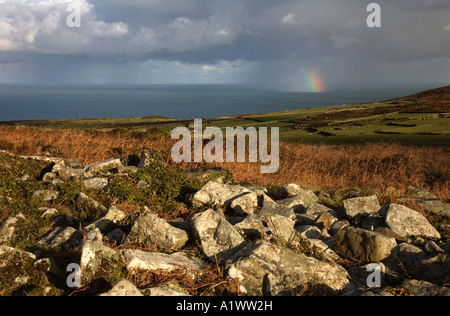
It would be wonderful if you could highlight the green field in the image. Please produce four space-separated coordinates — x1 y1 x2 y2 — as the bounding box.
2 88 449 146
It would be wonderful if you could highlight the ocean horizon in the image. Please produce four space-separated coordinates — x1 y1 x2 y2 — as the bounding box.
0 84 437 122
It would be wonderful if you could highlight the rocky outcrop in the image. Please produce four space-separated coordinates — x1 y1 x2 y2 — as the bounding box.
0 151 448 297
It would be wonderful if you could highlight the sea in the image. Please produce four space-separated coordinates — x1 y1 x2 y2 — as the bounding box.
0 84 436 121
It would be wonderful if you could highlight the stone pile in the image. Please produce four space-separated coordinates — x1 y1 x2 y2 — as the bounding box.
0 153 449 296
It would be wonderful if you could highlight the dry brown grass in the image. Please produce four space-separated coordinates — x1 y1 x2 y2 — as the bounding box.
0 125 448 201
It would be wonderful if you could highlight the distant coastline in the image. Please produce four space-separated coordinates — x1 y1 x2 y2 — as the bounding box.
0 84 437 122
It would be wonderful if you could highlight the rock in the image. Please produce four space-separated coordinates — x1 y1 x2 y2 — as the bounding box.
33 190 59 202
407 254 450 285
37 227 83 250
416 200 450 218
296 225 324 240
226 241 350 296
58 167 85 180
105 228 127 244
233 214 266 240
0 213 25 245
80 241 125 285
347 263 387 287
33 258 62 276
259 202 296 220
395 243 426 267
277 195 311 213
191 209 246 263
385 204 441 240
100 279 143 296
41 208 59 219
85 228 103 242
138 149 164 169
264 213 297 244
191 181 250 208
305 203 338 218
84 205 127 233
146 284 191 296
402 279 450 296
229 192 259 216
333 227 397 263
406 186 438 200
42 172 57 182
374 227 408 242
0 246 36 289
85 157 123 173
342 195 381 220
83 178 109 190
121 249 204 272
313 212 336 232
275 184 318 203
76 192 108 214
127 212 189 250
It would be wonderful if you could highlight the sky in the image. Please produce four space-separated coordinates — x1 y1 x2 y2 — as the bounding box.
0 0 449 91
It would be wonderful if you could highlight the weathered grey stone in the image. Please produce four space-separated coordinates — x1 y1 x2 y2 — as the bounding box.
127 213 189 250
85 157 123 173
264 213 297 244
402 279 450 296
33 258 62 276
333 227 397 263
416 200 450 218
277 195 311 213
259 202 295 220
342 195 381 220
233 214 266 240
275 184 318 203
84 205 127 233
305 203 338 218
85 228 103 242
37 227 83 250
385 204 441 239
296 225 324 240
105 228 127 244
58 167 85 180
347 263 387 287
83 178 109 190
0 246 36 287
395 243 426 267
229 192 259 215
191 209 246 262
33 190 59 202
406 186 438 200
0 213 25 245
100 279 143 296
407 254 450 285
146 284 191 296
41 208 59 219
42 172 57 182
226 241 350 296
80 241 125 285
121 249 204 272
76 192 108 214
191 181 250 208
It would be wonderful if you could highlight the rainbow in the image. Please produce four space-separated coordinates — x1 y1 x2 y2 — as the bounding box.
301 70 326 93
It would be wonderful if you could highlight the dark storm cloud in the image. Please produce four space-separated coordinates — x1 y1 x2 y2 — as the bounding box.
0 0 449 87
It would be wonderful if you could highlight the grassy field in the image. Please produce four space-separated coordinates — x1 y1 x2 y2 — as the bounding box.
2 86 449 146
